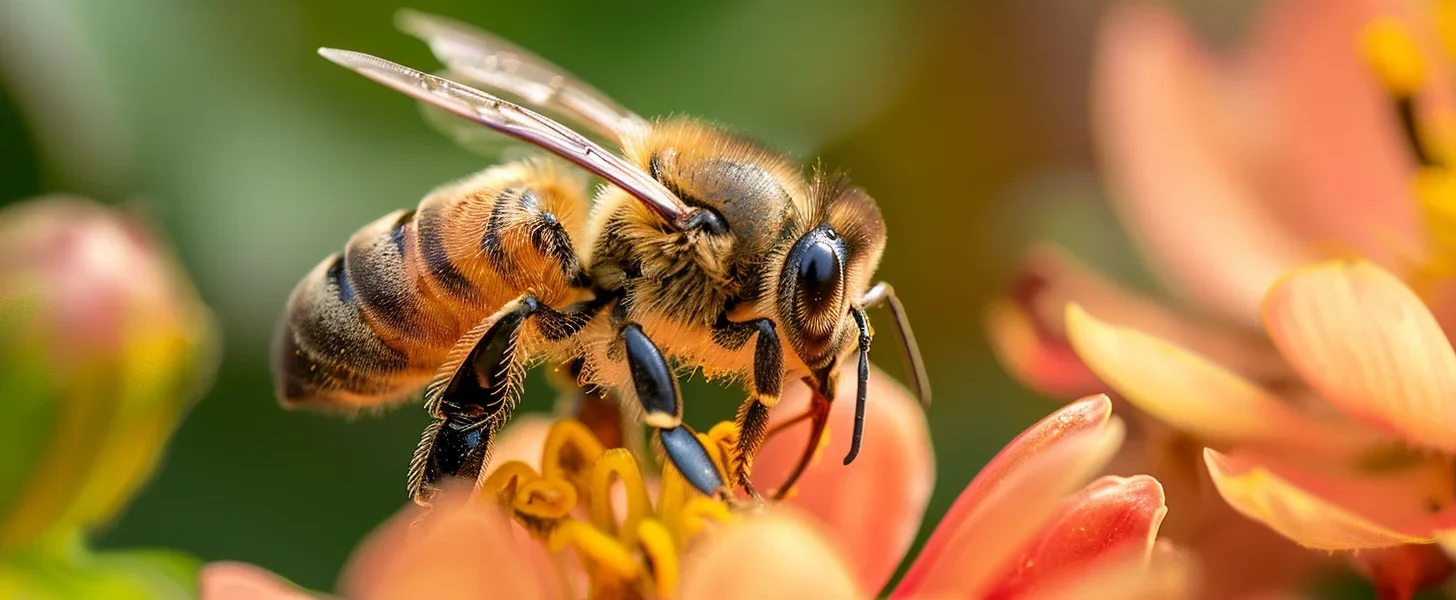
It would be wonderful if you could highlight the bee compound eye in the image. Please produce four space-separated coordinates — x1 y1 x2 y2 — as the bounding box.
792 229 844 311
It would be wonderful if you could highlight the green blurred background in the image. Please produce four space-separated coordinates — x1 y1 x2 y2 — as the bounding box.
0 0 1275 592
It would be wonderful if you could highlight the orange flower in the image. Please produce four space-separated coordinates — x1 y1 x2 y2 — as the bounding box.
989 1 1456 595
200 382 1180 599
1066 261 1456 588
1090 0 1456 331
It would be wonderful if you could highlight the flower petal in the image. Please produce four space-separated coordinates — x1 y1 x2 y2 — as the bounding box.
981 475 1167 598
987 245 1287 399
1093 2 1317 326
339 484 562 599
1349 544 1456 599
892 400 1126 598
1023 540 1201 600
487 414 554 473
200 563 315 600
1204 449 1445 550
1262 260 1456 452
1252 0 1429 262
752 364 932 595
679 510 864 600
1065 303 1382 459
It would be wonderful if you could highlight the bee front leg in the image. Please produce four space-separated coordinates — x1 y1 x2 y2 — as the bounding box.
618 322 727 498
410 294 603 504
710 315 783 499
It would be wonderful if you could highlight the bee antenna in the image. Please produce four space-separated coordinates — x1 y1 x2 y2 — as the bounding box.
843 307 872 465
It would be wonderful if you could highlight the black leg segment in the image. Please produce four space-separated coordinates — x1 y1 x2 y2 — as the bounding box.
409 294 605 503
712 314 785 492
843 307 872 465
620 322 725 497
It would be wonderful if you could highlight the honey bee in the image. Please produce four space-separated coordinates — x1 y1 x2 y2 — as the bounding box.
272 10 929 503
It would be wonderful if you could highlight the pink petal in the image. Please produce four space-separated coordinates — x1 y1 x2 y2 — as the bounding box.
679 510 864 600
1205 449 1450 550
1262 261 1456 452
487 414 554 472
981 475 1168 599
892 398 1127 598
200 563 315 600
1251 0 1428 263
751 363 932 595
339 485 563 599
987 245 1288 399
1093 2 1318 327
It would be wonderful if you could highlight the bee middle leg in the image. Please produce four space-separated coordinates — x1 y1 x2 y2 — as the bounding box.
409 293 604 504
616 321 727 498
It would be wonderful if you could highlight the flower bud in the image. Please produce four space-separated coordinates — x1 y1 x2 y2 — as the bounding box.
0 197 217 549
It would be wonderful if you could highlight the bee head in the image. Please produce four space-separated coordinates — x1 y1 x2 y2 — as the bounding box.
774 175 886 371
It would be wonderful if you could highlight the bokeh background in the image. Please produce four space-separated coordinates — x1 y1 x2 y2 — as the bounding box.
2 0 1377 595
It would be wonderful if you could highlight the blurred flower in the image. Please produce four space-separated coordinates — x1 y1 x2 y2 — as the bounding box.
1067 261 1456 592
0 196 219 597
203 385 1185 599
989 0 1456 596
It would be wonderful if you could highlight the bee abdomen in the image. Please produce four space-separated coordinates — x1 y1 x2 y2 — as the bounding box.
274 253 425 408
343 209 461 354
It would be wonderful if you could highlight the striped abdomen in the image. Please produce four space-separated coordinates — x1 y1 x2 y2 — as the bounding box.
273 159 589 409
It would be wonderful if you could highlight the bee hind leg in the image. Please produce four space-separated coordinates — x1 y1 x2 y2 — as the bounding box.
618 322 727 498
409 293 605 504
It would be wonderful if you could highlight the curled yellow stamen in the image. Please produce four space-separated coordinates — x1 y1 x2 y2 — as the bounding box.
477 460 540 506
1438 0 1456 62
678 497 736 538
549 519 641 580
590 448 652 543
514 478 578 520
1418 168 1456 255
1362 17 1427 95
704 422 741 481
637 519 679 599
541 418 606 487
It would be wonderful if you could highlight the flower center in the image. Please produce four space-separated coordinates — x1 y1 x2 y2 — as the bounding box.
474 419 745 599
1362 13 1456 282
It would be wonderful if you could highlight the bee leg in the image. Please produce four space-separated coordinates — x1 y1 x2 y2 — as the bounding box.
710 315 783 497
619 322 726 498
409 294 604 504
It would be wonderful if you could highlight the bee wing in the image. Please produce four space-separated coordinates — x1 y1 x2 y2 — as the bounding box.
318 48 700 230
396 9 648 143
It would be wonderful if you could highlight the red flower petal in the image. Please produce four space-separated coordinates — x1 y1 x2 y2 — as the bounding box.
982 475 1167 599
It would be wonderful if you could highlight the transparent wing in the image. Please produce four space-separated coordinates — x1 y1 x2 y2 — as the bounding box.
318 48 699 230
396 9 648 143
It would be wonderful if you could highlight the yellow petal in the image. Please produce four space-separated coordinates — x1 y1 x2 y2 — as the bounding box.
1065 303 1379 459
1204 449 1438 550
1262 261 1456 452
